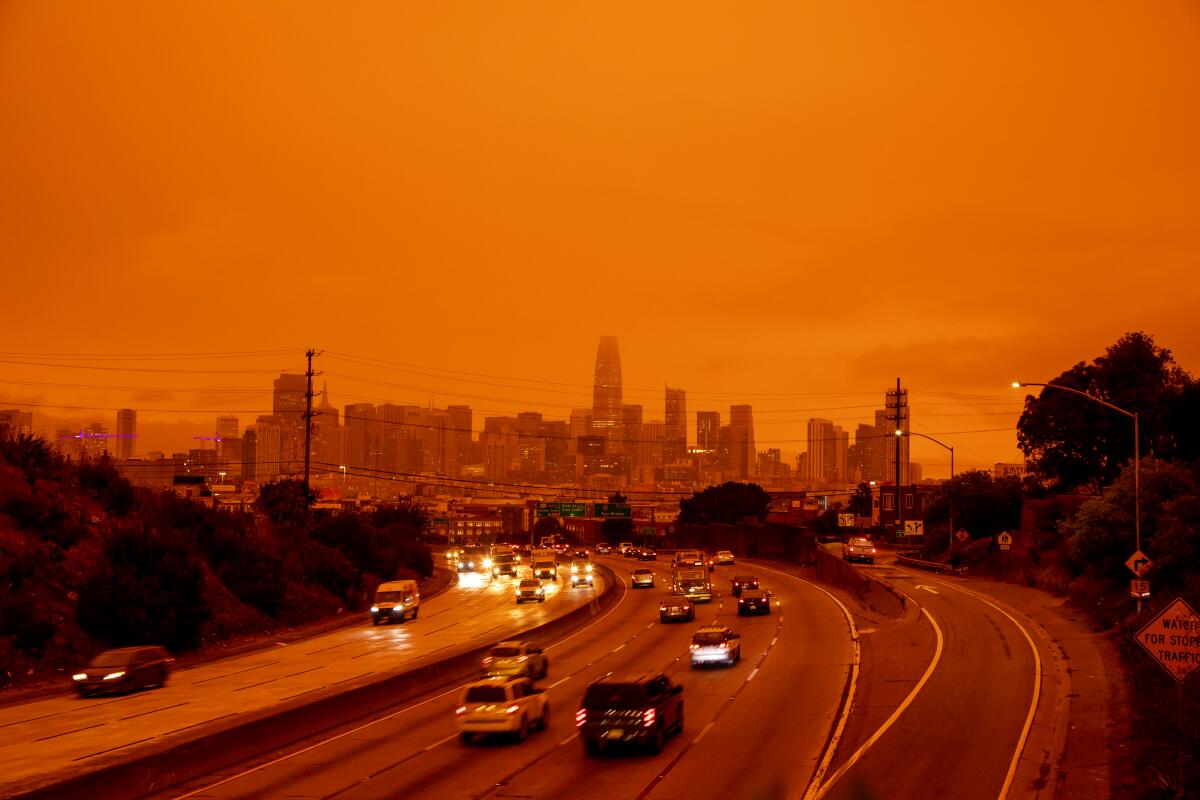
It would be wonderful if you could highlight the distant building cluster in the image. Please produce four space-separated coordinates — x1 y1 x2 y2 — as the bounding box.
0 336 1020 503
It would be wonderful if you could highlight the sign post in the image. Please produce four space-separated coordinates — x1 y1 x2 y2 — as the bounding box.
1126 549 1154 615
1134 597 1200 797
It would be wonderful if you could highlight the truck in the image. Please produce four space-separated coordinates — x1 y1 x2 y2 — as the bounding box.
491 552 519 578
672 563 712 602
370 579 420 624
533 559 558 581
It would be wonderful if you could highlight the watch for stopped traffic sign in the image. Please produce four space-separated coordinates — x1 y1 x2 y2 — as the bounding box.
1134 598 1200 683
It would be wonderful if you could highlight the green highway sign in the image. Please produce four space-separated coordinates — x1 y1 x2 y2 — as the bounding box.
541 502 587 518
594 503 632 518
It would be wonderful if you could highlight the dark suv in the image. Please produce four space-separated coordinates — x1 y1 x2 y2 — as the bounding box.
73 646 172 696
730 575 759 597
577 673 684 754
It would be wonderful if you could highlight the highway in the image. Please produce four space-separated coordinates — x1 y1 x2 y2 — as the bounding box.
0 568 607 799
3 549 1055 800
150 554 857 800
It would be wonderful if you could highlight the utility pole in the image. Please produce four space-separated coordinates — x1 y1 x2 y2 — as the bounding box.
303 349 321 520
886 379 908 539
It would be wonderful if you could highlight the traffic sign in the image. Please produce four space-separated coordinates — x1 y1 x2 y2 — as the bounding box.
904 520 924 535
593 503 632 518
998 531 1013 550
955 529 969 542
837 513 855 528
1126 550 1153 577
1134 598 1200 683
540 502 587 518
1130 580 1150 599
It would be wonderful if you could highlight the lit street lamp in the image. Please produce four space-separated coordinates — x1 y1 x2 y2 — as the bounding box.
1012 381 1141 608
897 429 956 565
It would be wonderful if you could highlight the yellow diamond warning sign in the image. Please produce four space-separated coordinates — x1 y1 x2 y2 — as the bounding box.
1134 598 1200 683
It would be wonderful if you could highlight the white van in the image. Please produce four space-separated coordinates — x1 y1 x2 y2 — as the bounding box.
371 580 420 625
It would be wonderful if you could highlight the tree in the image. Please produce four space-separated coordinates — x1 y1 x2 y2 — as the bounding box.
77 527 211 651
678 482 771 525
1060 458 1200 583
924 470 1021 541
1017 332 1194 492
255 479 318 527
847 482 873 517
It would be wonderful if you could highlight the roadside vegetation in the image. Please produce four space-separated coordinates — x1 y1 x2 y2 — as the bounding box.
0 441 433 690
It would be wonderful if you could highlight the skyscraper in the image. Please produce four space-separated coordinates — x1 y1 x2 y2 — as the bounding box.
729 405 756 479
664 386 687 464
115 409 136 459
273 373 308 475
696 411 720 453
591 336 623 443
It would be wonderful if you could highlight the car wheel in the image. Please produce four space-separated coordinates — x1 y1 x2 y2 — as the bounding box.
674 703 685 735
156 669 168 688
651 725 665 753
515 716 529 742
584 738 602 756
411 608 419 619
659 615 667 624
540 660 549 679
539 704 550 730
460 732 473 745
539 597 545 603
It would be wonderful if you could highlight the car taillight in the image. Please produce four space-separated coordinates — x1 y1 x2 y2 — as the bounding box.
575 708 587 726
506 705 520 715
718 642 727 648
690 643 699 649
643 708 656 728
456 705 467 715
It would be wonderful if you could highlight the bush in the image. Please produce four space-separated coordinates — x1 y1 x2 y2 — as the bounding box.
214 540 287 616
0 590 57 657
76 527 211 651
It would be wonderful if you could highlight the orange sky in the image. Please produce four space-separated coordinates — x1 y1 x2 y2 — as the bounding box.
2 2 1199 476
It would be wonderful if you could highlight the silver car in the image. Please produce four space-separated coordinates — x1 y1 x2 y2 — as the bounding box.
689 625 741 668
481 641 548 680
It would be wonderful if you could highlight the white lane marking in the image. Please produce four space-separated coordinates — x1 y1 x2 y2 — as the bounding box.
558 732 579 746
692 721 716 744
423 733 457 751
544 572 627 653
746 668 759 683
914 584 940 594
547 677 570 689
771 637 779 646
895 569 1043 800
171 574 622 800
745 561 861 800
813 606 944 800
612 644 625 653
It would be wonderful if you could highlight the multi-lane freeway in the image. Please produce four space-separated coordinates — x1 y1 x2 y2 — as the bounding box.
2 547 1095 800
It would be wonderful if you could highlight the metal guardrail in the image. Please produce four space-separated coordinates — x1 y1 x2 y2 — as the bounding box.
895 553 958 574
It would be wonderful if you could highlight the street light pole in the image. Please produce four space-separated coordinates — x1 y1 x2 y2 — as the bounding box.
899 429 956 567
1013 381 1141 610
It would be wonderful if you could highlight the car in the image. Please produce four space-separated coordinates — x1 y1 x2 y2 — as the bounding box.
659 593 695 623
637 547 657 561
690 625 741 668
515 578 546 604
843 536 877 564
445 547 463 563
481 640 548 679
730 575 759 597
569 559 594 587
737 588 773 616
73 646 173 697
370 579 420 624
595 543 612 555
631 568 655 588
457 676 550 743
577 672 684 754
714 550 735 565
573 548 591 559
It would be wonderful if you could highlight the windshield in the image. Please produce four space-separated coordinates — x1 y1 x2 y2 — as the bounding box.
519 580 540 588
465 686 508 703
90 651 135 667
693 632 728 646
850 538 873 547
490 647 522 657
583 683 646 708
375 591 409 602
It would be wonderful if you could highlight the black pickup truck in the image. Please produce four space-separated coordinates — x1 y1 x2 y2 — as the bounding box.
577 672 684 754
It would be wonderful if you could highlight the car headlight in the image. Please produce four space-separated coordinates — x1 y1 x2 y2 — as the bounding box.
483 559 492 568
370 606 379 612
103 671 126 680
73 673 87 681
